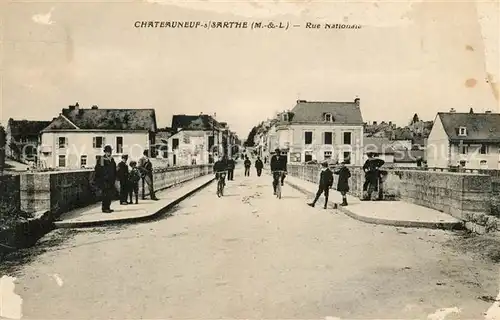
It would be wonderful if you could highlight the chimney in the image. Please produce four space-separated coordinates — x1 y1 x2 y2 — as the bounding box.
297 100 306 103
389 121 392 126
373 121 377 125
485 110 492 114
68 105 75 111
354 97 360 107
450 108 456 113
91 105 98 110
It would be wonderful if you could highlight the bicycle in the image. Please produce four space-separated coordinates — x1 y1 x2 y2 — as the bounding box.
215 171 227 197
273 170 286 199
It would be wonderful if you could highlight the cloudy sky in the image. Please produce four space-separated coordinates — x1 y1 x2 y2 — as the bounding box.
0 0 498 138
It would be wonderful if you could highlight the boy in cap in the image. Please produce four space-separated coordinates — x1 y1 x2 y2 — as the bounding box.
333 161 351 206
308 161 334 209
117 154 129 205
128 161 141 204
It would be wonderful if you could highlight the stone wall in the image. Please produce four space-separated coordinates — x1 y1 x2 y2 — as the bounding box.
288 164 498 233
0 175 21 227
19 165 213 219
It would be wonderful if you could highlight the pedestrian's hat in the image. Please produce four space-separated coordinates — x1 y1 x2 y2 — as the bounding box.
122 154 128 159
103 145 112 152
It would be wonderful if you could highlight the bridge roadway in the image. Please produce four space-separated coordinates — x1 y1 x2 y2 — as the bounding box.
5 168 499 319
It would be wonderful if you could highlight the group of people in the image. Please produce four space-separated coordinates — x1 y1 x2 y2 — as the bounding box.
243 155 264 177
93 146 158 213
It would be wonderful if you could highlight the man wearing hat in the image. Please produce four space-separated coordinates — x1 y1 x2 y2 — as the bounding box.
117 154 130 205
308 161 334 209
94 145 117 213
138 149 159 201
270 148 287 195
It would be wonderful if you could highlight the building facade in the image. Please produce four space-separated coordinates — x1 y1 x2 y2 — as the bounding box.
39 104 157 169
274 99 364 165
6 119 51 163
427 110 500 169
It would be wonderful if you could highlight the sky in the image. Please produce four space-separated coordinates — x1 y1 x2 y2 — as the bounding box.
0 0 498 139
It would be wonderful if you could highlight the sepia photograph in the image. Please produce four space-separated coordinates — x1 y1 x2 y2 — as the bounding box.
0 0 499 319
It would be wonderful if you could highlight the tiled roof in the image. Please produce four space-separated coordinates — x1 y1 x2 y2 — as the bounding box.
288 100 363 124
44 107 157 131
438 112 500 142
393 150 425 163
363 137 395 154
8 119 52 136
171 115 218 131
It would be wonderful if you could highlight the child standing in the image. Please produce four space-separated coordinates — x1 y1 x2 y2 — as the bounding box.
128 161 141 204
334 161 351 206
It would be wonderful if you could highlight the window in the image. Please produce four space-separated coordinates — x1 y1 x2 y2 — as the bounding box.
343 132 352 145
324 113 333 122
208 136 214 149
460 145 468 154
172 138 179 150
283 114 288 121
304 131 313 144
343 152 351 164
116 137 123 154
93 136 105 149
480 144 489 154
58 137 67 149
324 132 333 145
80 155 87 167
58 155 66 167
459 127 467 136
305 153 313 162
324 151 332 160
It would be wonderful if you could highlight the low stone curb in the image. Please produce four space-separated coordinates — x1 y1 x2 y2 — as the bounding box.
286 180 464 231
54 177 215 229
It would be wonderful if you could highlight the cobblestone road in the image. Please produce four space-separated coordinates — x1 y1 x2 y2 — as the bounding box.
5 169 499 319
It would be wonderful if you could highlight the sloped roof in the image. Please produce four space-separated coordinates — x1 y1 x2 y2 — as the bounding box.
438 112 500 142
8 119 52 136
44 107 157 131
171 115 218 131
288 101 363 124
363 137 395 154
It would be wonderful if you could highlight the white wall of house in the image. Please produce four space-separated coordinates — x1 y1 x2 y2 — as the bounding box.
426 116 450 168
167 130 225 166
285 124 364 165
449 143 500 169
39 131 150 169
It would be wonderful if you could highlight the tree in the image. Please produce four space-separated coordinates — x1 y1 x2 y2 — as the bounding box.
244 126 257 147
411 113 420 125
469 107 474 114
0 125 5 174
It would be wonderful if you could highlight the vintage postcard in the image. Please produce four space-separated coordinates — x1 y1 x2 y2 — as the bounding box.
0 0 499 319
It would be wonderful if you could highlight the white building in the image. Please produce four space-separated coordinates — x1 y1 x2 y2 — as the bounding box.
426 109 500 170
39 104 157 169
275 98 364 165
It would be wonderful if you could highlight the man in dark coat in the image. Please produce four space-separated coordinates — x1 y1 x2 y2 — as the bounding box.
226 157 235 181
138 150 159 201
334 161 351 206
255 156 264 177
116 154 130 205
270 148 287 195
308 161 334 209
94 145 117 213
244 156 251 176
362 153 384 200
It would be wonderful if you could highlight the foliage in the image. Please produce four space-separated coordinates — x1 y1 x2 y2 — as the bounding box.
0 126 5 173
244 126 257 147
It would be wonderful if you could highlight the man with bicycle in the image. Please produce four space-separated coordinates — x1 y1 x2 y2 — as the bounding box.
270 148 287 195
213 155 228 195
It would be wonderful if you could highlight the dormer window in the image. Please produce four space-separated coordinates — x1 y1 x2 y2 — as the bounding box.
458 127 467 136
324 113 333 122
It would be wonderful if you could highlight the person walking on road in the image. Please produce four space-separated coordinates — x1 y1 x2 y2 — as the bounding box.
227 157 235 181
138 150 159 201
255 156 264 177
94 145 117 213
244 156 251 176
333 161 351 206
308 161 334 209
117 154 130 205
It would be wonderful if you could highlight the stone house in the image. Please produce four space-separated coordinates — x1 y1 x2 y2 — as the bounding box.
427 109 500 169
6 119 51 163
39 104 157 169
